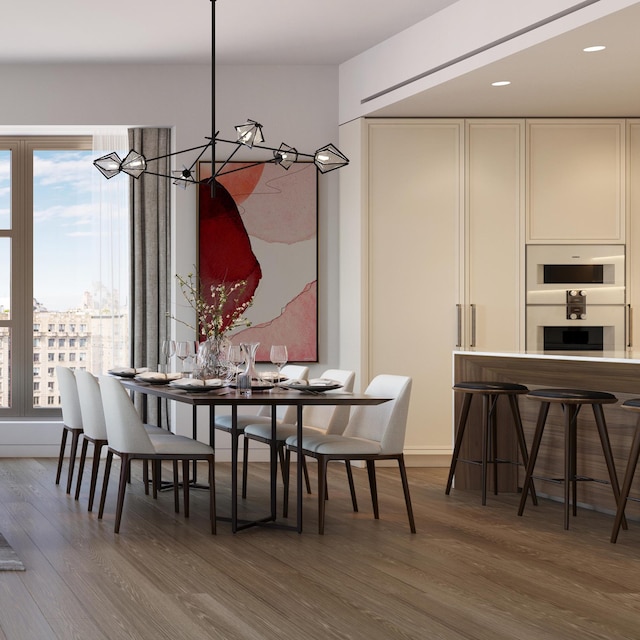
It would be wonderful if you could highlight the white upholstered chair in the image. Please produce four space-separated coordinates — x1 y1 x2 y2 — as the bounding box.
244 369 356 514
97 375 216 534
55 366 83 494
74 371 109 511
285 374 415 534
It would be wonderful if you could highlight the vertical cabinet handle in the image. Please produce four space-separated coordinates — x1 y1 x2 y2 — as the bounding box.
456 304 462 348
627 304 632 348
470 304 477 348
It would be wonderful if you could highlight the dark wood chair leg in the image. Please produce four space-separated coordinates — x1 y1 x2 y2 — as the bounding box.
489 394 499 496
183 459 190 518
98 450 113 519
282 447 291 519
88 442 104 512
66 429 81 494
75 437 89 500
302 456 312 494
593 404 627 530
318 457 328 535
114 454 129 533
518 401 549 517
346 462 358 512
445 393 473 494
397 454 416 533
208 457 216 534
242 436 249 499
508 394 538 505
481 394 490 506
612 422 640 542
366 459 379 519
173 460 180 513
143 460 149 494
55 427 68 486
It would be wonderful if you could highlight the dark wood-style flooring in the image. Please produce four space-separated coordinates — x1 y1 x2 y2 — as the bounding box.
1 458 640 639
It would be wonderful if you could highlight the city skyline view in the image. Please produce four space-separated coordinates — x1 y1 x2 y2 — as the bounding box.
0 147 129 313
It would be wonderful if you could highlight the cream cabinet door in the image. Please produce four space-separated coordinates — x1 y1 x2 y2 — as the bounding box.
627 121 640 350
368 120 462 456
526 120 625 243
465 121 524 351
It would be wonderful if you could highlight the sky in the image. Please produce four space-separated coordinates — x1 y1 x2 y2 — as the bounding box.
0 148 129 313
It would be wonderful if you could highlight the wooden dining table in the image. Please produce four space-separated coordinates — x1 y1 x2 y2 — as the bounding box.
118 378 391 533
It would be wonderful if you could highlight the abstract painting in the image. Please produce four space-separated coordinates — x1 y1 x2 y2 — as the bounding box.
198 161 318 362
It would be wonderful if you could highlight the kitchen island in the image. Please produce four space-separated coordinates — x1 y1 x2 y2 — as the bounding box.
452 350 640 519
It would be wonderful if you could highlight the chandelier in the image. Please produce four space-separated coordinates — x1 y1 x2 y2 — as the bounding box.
93 1 349 186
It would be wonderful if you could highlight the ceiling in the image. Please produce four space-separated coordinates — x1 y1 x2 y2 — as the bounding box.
1 0 638 117
0 0 457 66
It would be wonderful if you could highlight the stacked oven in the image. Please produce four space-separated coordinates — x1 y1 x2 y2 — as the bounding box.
526 245 626 352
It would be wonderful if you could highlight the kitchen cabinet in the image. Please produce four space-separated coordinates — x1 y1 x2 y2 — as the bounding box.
367 120 462 462
627 120 640 349
338 118 523 465
526 120 625 243
463 120 524 351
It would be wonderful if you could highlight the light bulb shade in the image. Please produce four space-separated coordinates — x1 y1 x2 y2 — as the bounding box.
235 119 264 148
172 166 196 190
274 143 298 170
120 150 147 178
314 144 349 173
93 152 123 179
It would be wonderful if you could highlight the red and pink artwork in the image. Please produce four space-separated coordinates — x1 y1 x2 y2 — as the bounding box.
198 161 318 362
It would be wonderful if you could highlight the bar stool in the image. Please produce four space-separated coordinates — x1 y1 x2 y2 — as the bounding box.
611 399 640 543
518 388 625 531
446 381 537 506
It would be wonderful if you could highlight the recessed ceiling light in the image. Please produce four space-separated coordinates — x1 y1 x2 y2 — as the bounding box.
583 45 606 52
491 81 511 87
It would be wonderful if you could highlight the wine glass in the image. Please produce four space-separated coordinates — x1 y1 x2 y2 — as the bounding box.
270 345 288 385
175 340 196 373
227 344 244 386
160 339 175 373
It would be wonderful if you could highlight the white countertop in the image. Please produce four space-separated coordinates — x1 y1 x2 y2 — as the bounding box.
454 349 640 365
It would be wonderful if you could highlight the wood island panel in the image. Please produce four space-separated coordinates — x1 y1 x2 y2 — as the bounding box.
452 352 640 519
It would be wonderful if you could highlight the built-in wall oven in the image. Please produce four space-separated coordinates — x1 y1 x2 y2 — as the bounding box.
526 245 626 351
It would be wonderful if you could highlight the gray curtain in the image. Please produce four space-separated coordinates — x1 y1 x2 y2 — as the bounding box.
129 128 171 425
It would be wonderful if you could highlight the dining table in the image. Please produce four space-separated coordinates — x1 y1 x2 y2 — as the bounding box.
117 377 391 533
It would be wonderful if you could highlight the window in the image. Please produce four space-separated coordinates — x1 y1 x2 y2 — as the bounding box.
0 136 130 417
33 367 40 377
79 338 87 348
69 353 76 362
47 381 54 391
33 382 39 391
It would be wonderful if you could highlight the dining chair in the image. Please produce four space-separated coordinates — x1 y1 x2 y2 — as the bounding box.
285 374 415 534
55 366 84 494
243 369 356 514
97 375 216 534
213 363 309 498
74 371 109 511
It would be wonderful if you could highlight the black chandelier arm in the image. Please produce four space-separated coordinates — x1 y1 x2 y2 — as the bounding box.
213 137 313 159
143 141 212 163
213 158 280 178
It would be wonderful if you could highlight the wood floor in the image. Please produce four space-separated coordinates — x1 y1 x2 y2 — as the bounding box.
1 458 640 640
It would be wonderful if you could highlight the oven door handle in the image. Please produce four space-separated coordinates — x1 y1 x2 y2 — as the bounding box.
456 304 462 348
627 304 632 348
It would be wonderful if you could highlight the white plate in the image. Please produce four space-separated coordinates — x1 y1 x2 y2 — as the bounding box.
168 379 225 392
108 366 149 378
134 372 183 384
283 381 343 393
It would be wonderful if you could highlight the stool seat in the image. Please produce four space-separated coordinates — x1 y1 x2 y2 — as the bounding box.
527 388 617 404
519 388 623 531
454 382 528 394
446 380 536 506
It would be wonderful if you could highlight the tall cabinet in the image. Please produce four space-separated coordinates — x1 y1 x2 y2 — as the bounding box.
339 118 523 465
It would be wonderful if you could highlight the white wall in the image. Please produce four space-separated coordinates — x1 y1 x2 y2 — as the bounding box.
0 62 341 456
